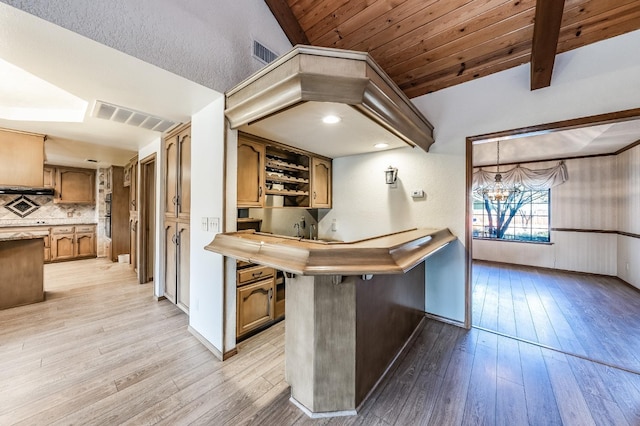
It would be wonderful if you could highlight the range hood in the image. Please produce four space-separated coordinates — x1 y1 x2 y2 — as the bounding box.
0 186 54 196
225 45 434 158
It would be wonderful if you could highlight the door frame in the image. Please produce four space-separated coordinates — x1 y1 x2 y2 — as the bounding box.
139 153 157 284
466 107 640 327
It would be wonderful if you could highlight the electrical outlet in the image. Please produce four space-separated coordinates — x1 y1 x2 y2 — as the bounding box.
331 219 337 232
201 217 209 232
208 217 220 233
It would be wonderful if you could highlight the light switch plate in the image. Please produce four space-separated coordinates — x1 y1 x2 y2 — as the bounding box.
208 217 220 233
411 189 425 198
201 217 209 232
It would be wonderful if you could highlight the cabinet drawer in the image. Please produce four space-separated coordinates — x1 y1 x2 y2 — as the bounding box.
75 225 95 233
52 226 74 234
237 265 274 286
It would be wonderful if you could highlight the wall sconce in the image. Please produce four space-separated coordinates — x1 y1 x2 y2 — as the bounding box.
385 166 398 185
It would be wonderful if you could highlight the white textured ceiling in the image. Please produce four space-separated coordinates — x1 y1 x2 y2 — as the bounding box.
473 119 640 166
0 2 221 167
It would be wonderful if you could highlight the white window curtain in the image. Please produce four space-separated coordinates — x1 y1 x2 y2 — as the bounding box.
473 161 569 191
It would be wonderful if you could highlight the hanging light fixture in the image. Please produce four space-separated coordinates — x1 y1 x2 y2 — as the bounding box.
483 141 514 202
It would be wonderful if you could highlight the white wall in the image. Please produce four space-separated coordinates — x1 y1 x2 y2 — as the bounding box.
1 0 292 93
474 156 620 275
138 137 162 295
189 98 226 352
325 147 467 322
617 144 640 288
410 29 640 320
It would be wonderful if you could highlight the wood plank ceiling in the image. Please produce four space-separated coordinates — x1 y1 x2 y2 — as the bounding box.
265 0 640 98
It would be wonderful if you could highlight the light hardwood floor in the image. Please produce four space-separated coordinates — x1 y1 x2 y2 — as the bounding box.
1 258 639 425
473 260 640 374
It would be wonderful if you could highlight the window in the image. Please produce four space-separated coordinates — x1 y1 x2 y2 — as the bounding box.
473 189 550 242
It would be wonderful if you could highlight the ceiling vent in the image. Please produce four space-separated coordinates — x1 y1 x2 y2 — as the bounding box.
253 40 278 64
91 100 177 133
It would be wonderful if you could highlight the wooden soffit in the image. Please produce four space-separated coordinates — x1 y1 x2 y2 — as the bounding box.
205 228 456 276
225 45 434 153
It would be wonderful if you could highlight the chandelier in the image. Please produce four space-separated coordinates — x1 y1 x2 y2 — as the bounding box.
483 141 517 202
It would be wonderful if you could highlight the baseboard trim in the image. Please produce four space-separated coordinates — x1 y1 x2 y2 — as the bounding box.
187 326 223 361
289 397 357 419
155 295 166 301
424 312 466 329
223 348 238 360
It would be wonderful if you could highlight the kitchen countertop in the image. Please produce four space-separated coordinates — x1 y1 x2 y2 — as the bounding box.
0 221 98 228
205 228 456 275
0 229 50 242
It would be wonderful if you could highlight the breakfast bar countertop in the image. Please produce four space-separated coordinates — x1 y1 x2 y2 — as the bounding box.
0 229 50 242
205 228 456 276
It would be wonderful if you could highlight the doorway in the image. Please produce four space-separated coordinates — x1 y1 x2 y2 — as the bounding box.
467 108 640 373
140 154 156 284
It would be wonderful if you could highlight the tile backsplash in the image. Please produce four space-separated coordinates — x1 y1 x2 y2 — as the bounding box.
0 194 97 226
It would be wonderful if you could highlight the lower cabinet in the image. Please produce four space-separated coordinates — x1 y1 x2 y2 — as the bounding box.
236 264 281 340
237 278 275 338
164 221 190 313
50 225 96 261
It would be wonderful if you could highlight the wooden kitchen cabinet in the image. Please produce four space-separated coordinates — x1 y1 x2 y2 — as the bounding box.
163 123 191 313
310 157 332 208
51 232 75 261
164 126 190 220
238 136 266 208
0 129 44 187
237 133 332 209
54 166 95 204
43 166 55 188
236 278 275 338
50 225 97 261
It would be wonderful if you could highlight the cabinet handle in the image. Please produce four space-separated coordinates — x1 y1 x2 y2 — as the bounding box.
259 186 263 197
131 200 136 209
313 191 316 200
172 195 177 205
172 234 177 245
252 271 263 278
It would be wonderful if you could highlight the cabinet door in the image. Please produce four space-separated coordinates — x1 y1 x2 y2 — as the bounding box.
76 232 96 257
236 278 274 338
177 222 190 312
177 129 191 220
43 166 55 188
163 222 177 303
311 157 332 208
55 168 95 204
130 215 138 271
129 161 138 212
51 234 75 260
164 137 178 218
237 137 265 208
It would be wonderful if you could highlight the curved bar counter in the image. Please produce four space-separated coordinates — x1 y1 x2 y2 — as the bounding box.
206 228 456 417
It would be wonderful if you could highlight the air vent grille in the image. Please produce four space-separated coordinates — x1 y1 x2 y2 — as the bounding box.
92 101 178 133
253 40 278 64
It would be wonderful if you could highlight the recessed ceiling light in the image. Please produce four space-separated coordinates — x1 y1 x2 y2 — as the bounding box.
374 143 389 149
322 115 341 124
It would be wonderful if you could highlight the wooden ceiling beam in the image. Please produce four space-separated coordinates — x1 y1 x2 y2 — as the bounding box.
264 0 310 46
530 0 566 90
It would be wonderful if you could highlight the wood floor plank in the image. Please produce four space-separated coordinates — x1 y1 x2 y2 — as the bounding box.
542 351 597 426
3 258 640 425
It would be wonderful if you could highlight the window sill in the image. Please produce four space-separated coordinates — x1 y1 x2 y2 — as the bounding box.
473 237 554 245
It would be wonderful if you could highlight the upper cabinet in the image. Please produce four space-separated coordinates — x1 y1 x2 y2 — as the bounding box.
237 136 265 208
54 166 95 204
237 133 331 209
0 129 45 187
43 166 55 188
310 157 332 208
164 124 191 220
